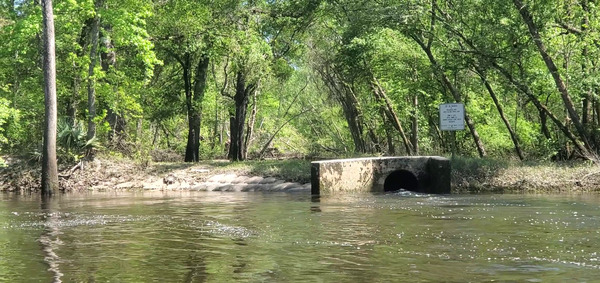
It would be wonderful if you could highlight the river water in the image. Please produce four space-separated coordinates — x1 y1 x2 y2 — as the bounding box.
1 191 599 282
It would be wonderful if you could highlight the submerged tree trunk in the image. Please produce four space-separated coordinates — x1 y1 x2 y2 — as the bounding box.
41 0 59 195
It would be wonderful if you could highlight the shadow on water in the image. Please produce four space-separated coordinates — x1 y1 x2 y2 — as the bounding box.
40 195 63 283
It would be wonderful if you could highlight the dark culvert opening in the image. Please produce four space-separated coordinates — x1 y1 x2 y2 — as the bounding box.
384 170 419 192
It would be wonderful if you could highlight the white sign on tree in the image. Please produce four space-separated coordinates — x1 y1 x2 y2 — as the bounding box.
439 103 465 131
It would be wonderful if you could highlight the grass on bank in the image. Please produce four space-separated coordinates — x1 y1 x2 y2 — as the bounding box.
450 156 600 193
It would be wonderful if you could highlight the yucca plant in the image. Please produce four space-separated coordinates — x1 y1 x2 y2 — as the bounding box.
57 119 100 162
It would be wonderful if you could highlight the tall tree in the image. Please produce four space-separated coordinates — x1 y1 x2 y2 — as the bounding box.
150 0 220 162
185 54 210 162
228 70 258 161
86 0 102 141
223 3 272 161
513 0 593 153
41 0 58 195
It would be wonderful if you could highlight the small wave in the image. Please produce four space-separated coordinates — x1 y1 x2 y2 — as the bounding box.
184 220 256 239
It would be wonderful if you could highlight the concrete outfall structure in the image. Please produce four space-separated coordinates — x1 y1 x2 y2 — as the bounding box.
191 174 310 192
311 156 451 195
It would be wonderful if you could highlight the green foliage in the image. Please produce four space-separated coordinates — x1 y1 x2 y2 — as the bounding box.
272 58 294 81
1 0 600 164
57 119 99 162
450 156 510 181
0 97 18 164
0 97 17 145
246 159 311 183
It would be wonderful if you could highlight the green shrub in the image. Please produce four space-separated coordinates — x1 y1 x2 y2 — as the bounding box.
57 119 99 162
0 98 20 153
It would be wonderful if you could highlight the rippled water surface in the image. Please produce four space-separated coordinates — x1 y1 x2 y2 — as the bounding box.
1 191 600 282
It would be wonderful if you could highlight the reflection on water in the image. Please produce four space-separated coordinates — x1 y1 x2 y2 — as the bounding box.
39 196 64 283
0 191 600 282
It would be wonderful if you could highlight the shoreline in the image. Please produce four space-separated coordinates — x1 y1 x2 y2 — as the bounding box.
2 155 600 194
0 156 312 193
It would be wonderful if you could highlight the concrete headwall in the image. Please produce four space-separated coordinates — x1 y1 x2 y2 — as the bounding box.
311 156 450 195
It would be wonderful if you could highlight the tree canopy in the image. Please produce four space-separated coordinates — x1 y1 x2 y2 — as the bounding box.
1 0 600 164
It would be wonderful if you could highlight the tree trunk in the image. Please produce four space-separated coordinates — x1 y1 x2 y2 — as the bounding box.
41 0 59 195
367 128 382 153
444 19 583 156
385 124 395 155
513 0 592 151
492 62 588 155
100 25 127 143
212 59 229 150
66 19 93 126
582 46 591 126
474 65 524 160
411 94 419 155
539 108 552 139
136 118 143 143
340 86 367 153
430 116 446 151
86 0 101 141
228 71 256 161
182 54 194 161
580 0 598 148
317 65 367 153
212 91 220 149
369 76 413 154
184 54 210 162
244 89 258 159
